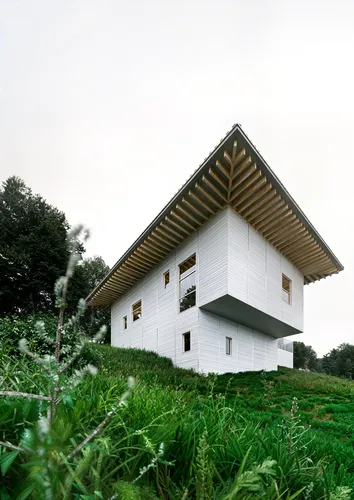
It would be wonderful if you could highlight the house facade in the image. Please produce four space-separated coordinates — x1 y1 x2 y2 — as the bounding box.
88 125 343 374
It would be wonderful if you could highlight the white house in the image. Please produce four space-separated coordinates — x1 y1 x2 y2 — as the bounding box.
87 125 343 374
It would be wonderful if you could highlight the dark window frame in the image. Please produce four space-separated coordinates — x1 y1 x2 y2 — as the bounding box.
183 331 191 352
179 254 196 313
164 270 170 288
132 299 142 321
226 336 232 355
282 274 292 305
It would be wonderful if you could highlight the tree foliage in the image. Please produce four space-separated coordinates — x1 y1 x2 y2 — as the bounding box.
68 256 111 341
0 177 71 315
0 177 110 340
322 343 354 379
293 341 317 370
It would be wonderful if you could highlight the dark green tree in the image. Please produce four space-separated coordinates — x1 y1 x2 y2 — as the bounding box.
322 343 354 379
0 177 76 315
293 341 317 370
68 256 111 342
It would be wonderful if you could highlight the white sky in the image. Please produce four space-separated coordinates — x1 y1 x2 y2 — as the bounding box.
1 0 353 356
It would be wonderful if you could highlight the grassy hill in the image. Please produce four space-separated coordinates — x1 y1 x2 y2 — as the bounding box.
2 343 354 498
80 344 354 494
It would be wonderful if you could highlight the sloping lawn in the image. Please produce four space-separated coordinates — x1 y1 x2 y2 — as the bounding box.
1 343 354 498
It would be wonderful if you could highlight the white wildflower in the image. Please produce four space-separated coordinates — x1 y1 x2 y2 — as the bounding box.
54 276 66 297
38 416 49 441
94 325 107 342
86 364 98 376
19 338 28 354
77 298 86 315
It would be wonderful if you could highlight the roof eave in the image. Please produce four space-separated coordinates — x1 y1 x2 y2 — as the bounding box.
87 124 343 305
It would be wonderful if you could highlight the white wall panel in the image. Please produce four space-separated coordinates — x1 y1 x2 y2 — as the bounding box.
277 348 294 368
227 210 248 303
198 311 278 374
266 244 282 319
227 209 304 334
198 211 228 305
111 210 228 372
111 207 298 374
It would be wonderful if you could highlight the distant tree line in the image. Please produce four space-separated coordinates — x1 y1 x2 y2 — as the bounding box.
0 176 110 341
294 341 354 379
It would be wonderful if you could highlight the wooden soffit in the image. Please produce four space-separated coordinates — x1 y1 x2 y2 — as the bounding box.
87 125 343 306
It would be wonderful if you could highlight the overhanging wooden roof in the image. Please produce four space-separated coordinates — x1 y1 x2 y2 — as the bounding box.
87 124 343 306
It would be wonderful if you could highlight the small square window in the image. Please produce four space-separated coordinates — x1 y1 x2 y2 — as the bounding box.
282 274 291 305
226 337 232 355
183 332 191 352
164 270 170 288
132 300 142 321
123 316 127 330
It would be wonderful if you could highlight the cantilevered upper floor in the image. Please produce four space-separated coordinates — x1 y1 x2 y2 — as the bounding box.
87 124 343 309
197 207 303 338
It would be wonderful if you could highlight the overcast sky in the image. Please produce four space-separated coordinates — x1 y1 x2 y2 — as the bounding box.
1 0 353 356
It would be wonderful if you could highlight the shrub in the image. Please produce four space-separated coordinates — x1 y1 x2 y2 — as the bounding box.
0 313 84 358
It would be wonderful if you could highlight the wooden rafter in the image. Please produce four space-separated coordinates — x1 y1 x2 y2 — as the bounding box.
102 282 124 294
127 255 153 273
231 156 252 182
126 257 148 273
132 250 157 267
265 216 299 241
233 176 267 209
286 239 321 260
155 225 181 245
175 203 202 226
248 198 284 225
261 211 295 236
229 165 258 202
148 233 174 252
137 245 161 263
202 175 228 203
121 264 145 278
182 197 208 221
208 167 229 191
165 215 191 237
277 231 312 253
140 241 166 259
254 202 288 231
268 221 305 247
301 254 333 268
243 190 279 219
109 278 131 290
88 130 342 306
96 289 118 300
170 209 197 231
295 248 325 267
195 183 224 210
215 159 230 179
188 190 215 215
238 184 273 215
160 221 185 241
272 232 311 256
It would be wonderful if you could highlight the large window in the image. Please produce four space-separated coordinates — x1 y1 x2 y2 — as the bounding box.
183 332 191 352
179 254 196 312
282 274 291 305
132 300 142 321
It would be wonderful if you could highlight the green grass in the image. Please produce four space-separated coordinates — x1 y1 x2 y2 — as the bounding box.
2 343 354 498
80 344 354 471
